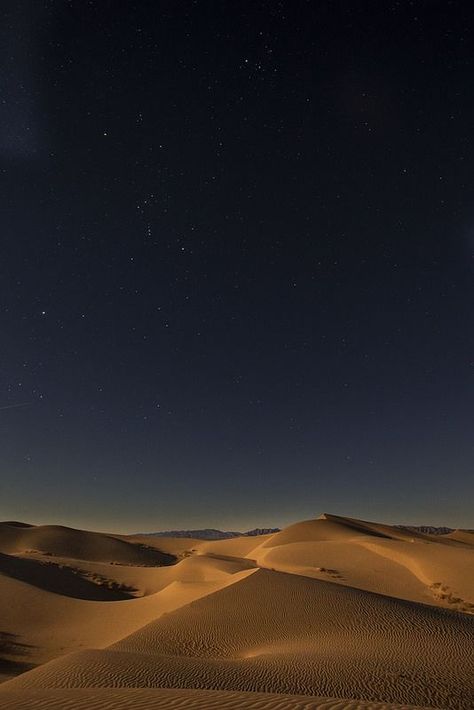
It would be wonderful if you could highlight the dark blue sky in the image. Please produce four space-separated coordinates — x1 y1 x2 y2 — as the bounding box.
1 1 473 532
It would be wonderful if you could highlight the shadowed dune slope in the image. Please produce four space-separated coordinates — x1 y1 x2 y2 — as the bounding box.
6 569 473 709
0 687 436 710
447 530 474 546
122 534 205 557
0 552 134 601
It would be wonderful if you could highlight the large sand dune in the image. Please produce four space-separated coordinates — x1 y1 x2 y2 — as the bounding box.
0 521 175 566
0 514 472 709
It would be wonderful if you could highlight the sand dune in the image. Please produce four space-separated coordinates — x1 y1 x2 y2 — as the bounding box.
122 534 205 556
0 522 174 566
0 553 254 678
4 569 473 707
0 514 472 709
447 529 474 546
0 687 436 709
237 514 474 612
0 551 135 601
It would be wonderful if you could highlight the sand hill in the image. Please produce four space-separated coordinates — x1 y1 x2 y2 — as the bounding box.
0 514 472 709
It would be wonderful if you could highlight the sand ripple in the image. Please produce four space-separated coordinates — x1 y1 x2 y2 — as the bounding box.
0 687 437 709
7 571 473 709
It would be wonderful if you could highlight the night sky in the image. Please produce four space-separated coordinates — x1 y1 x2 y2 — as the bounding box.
1 1 473 533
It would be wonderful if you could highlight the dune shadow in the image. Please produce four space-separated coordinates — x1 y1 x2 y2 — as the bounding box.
0 552 135 601
0 631 36 678
116 542 177 567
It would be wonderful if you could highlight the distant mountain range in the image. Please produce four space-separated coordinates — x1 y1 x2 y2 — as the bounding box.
141 527 280 540
140 524 474 540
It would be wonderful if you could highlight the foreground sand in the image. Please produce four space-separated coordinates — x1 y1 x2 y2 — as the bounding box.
0 514 472 709
0 687 438 709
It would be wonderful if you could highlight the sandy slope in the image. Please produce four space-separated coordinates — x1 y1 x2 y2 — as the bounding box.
0 522 174 566
0 514 472 709
207 513 474 613
4 569 473 707
0 687 436 709
0 556 254 677
122 534 206 556
0 520 256 677
447 529 474 546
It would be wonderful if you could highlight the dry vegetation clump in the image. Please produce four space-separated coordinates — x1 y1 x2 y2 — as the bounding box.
430 582 474 614
85 572 137 595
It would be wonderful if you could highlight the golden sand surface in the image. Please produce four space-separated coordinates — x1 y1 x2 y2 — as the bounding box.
0 514 472 709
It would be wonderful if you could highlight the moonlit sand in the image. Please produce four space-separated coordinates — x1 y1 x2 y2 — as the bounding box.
0 514 472 709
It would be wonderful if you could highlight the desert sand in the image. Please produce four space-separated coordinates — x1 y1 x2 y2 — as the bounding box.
0 514 472 709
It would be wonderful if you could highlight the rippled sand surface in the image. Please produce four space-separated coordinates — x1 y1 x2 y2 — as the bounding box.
1 514 472 709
